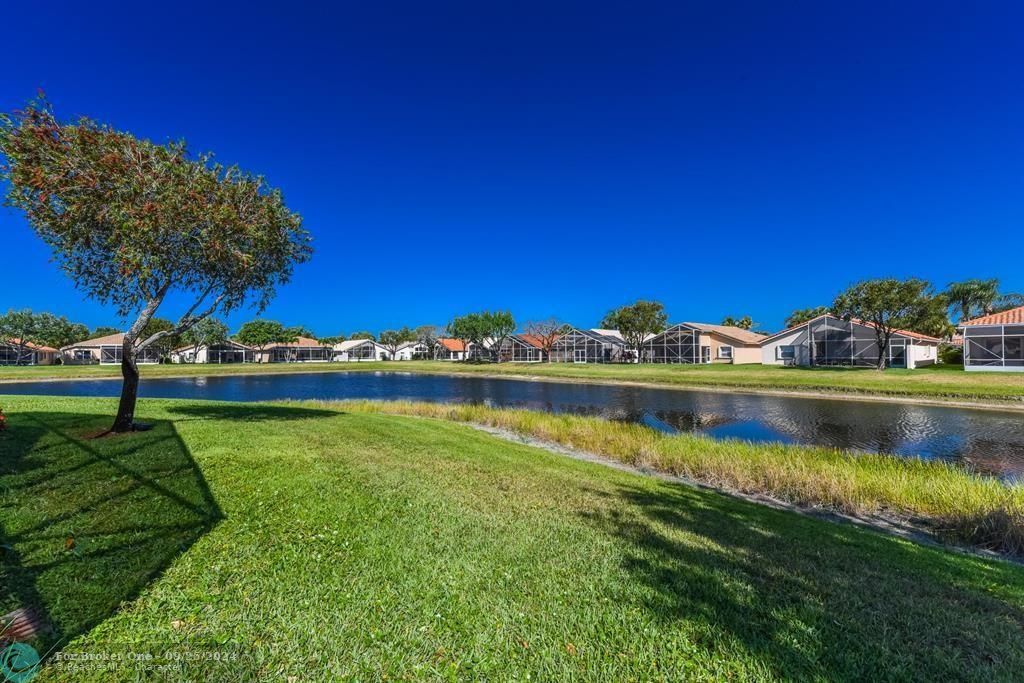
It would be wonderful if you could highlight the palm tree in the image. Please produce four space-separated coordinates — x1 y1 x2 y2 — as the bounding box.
944 279 1024 321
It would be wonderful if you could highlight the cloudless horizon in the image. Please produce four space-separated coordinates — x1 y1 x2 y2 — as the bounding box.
2 2 1022 335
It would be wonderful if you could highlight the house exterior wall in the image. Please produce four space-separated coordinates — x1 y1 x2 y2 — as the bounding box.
760 328 811 366
0 344 55 366
62 347 102 365
698 333 761 365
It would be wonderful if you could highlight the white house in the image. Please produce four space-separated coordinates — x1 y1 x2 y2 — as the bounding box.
170 340 255 364
394 341 431 360
256 336 332 363
61 332 161 365
960 305 1024 372
759 314 939 369
332 339 390 362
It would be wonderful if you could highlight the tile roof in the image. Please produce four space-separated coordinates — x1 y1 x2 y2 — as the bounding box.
517 334 547 349
683 323 767 345
267 336 329 348
62 332 126 349
960 306 1024 327
437 338 467 352
3 339 58 353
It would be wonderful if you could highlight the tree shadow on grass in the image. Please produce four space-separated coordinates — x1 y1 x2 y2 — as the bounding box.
0 410 222 654
583 481 1024 680
163 403 340 422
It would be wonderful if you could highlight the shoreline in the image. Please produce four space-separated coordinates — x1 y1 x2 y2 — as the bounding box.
1 364 1023 413
461 420 1016 566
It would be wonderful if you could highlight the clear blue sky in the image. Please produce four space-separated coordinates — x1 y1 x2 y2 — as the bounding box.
2 2 1022 335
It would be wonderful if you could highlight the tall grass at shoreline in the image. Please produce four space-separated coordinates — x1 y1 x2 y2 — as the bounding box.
331 399 1024 555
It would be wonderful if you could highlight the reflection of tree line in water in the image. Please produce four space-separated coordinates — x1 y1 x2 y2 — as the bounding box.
533 401 1024 481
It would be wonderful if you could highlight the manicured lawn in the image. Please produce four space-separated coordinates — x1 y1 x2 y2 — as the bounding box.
2 360 1023 404
2 396 1024 680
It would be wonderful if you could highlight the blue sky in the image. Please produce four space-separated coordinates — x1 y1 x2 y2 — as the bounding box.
2 2 1022 335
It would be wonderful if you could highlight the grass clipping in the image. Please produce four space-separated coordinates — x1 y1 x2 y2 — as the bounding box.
331 399 1024 556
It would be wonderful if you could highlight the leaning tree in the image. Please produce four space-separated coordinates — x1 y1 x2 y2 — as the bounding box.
0 98 311 431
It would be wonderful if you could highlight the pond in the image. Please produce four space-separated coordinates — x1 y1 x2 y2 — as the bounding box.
4 371 1024 479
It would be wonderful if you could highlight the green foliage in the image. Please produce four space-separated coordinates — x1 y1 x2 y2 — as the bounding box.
181 317 229 356
236 319 296 357
601 300 667 354
140 317 178 359
720 315 755 330
448 311 516 360
939 343 964 365
89 326 121 339
833 278 948 369
378 327 416 358
0 97 312 427
347 331 377 342
944 278 1024 322
784 306 831 328
0 308 89 358
0 98 312 328
33 313 90 349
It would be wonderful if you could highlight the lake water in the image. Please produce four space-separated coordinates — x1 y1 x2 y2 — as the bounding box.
4 371 1024 479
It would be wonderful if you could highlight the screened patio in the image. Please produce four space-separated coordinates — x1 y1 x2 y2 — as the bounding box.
642 324 705 364
964 325 1024 370
496 335 544 362
549 328 625 363
100 345 161 364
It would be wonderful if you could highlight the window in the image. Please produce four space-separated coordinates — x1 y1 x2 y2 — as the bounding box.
777 345 796 360
718 345 733 360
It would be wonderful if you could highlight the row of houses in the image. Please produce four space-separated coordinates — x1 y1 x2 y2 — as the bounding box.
3 307 1021 371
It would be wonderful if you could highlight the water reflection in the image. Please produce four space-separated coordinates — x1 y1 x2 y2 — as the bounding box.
3 371 1023 479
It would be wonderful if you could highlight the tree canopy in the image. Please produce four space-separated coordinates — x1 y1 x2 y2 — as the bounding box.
524 319 565 362
0 98 311 430
181 317 230 361
784 306 831 328
0 309 90 361
378 327 416 359
944 279 1024 322
236 320 296 358
601 301 667 357
832 278 947 370
721 315 755 330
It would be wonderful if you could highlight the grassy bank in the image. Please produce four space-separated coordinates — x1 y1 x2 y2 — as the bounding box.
334 399 1024 555
3 396 1024 680
2 360 1023 404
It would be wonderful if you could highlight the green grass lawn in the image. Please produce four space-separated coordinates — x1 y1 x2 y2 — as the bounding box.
3 396 1024 680
2 360 1023 404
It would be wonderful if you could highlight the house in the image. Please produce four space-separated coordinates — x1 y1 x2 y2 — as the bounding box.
394 341 431 360
61 333 161 365
256 336 332 363
170 340 255 364
434 338 471 361
549 328 627 363
642 323 766 364
759 314 940 369
959 305 1024 372
332 339 389 362
434 338 490 361
495 334 546 362
0 339 58 366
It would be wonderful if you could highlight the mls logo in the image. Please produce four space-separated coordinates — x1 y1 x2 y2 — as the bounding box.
0 643 39 683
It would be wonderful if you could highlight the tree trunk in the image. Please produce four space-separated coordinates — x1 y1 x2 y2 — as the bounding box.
111 342 140 432
875 335 889 371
